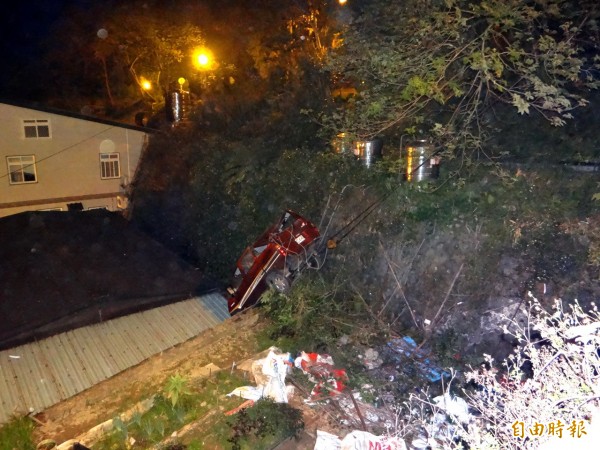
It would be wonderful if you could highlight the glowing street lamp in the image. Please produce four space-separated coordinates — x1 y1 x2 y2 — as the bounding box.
197 53 209 66
140 77 152 91
192 47 214 70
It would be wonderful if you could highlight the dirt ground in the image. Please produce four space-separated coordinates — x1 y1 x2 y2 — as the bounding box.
31 309 347 449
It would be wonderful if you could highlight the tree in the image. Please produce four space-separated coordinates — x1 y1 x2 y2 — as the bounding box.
41 1 206 111
320 0 600 155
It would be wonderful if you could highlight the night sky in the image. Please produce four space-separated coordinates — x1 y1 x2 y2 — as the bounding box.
1 2 63 93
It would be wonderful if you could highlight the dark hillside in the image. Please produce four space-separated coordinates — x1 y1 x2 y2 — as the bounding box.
129 91 600 364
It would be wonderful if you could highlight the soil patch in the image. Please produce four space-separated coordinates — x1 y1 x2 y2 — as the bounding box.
31 310 347 449
32 310 264 445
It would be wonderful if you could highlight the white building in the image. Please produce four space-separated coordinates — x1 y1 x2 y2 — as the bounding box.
0 100 152 217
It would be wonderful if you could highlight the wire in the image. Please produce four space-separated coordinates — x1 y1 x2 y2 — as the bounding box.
325 146 444 247
0 126 115 180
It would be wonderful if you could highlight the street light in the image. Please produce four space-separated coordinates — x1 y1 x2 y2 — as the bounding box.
192 47 214 70
197 54 209 66
140 77 152 91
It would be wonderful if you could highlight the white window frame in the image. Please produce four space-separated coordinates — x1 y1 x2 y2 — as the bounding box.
23 119 51 139
100 153 121 179
7 155 38 184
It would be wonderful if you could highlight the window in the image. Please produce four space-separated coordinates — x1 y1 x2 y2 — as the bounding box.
23 119 50 139
100 153 120 179
7 155 37 184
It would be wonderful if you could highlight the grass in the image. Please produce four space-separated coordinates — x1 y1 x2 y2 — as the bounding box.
91 371 255 449
0 415 36 450
0 364 300 450
227 398 304 450
80 363 304 450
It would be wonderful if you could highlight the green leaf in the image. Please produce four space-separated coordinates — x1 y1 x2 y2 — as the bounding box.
511 94 530 115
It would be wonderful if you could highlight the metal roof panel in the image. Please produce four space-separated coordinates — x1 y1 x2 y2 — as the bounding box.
0 293 229 425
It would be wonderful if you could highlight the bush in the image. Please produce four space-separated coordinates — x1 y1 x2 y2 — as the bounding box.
391 294 600 449
461 295 600 449
227 398 304 450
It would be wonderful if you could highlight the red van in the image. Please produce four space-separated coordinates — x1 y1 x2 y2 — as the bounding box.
226 210 321 315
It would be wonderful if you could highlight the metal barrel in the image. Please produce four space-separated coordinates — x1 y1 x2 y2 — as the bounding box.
354 138 383 168
332 132 353 154
404 140 440 181
166 89 190 124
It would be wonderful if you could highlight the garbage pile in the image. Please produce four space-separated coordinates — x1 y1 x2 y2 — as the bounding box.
294 351 348 402
225 345 466 450
386 336 450 382
314 429 407 450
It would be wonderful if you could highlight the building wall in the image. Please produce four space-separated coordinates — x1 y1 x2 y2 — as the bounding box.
0 103 149 217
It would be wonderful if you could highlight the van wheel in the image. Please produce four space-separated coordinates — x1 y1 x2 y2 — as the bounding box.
266 271 291 293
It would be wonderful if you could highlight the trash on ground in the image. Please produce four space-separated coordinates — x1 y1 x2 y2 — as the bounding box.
335 392 396 429
227 347 294 404
294 351 348 401
387 336 450 382
411 393 472 448
224 399 255 416
360 348 383 369
432 393 471 424
314 429 407 450
313 430 342 450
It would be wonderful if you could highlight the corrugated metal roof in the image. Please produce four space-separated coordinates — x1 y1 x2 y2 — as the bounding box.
0 292 229 425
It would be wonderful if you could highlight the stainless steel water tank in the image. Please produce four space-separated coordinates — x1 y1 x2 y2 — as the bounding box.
404 140 439 181
332 132 353 154
166 89 190 124
354 138 383 168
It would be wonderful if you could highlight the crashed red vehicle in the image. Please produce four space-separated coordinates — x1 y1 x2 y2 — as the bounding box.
226 210 321 315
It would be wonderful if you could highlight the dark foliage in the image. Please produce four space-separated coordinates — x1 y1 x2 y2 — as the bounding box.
227 398 304 450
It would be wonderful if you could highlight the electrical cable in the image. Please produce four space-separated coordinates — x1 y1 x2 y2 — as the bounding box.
324 146 444 249
0 126 116 181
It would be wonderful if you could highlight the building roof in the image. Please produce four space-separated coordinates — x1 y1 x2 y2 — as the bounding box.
0 99 157 133
0 292 229 425
0 209 216 350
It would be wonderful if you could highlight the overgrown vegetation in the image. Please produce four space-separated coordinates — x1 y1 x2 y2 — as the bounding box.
227 398 304 450
131 133 380 282
321 0 600 155
259 275 388 352
0 416 35 450
389 295 600 449
461 296 600 448
88 371 302 450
